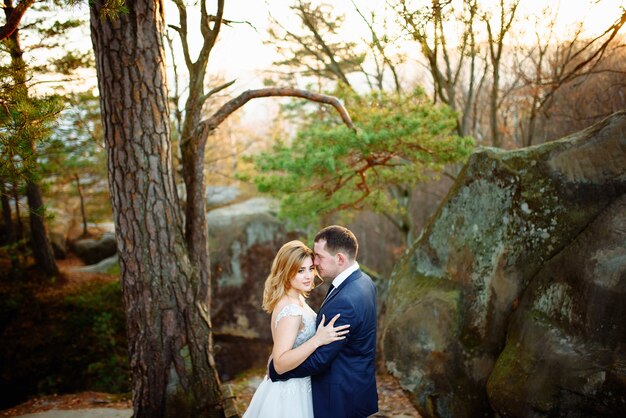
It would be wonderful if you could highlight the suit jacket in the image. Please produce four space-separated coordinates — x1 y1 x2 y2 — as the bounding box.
269 268 378 418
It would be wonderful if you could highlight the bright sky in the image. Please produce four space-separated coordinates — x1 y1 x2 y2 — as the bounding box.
26 0 626 124
202 0 626 83
181 0 626 126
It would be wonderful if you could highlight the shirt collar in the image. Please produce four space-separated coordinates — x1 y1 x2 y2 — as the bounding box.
331 261 359 289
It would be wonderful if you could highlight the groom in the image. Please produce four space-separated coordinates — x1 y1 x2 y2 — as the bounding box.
269 225 378 417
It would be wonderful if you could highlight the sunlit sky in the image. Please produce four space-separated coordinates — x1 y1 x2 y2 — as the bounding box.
187 0 626 125
42 0 626 126
202 0 626 83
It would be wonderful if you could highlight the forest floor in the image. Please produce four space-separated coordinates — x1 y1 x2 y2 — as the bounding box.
1 370 420 417
1 256 421 417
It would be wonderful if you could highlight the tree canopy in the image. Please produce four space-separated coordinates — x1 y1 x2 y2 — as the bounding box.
246 88 474 230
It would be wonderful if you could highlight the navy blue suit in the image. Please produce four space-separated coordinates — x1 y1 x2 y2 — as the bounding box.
269 269 378 418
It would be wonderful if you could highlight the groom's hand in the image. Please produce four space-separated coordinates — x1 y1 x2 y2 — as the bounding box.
268 359 288 382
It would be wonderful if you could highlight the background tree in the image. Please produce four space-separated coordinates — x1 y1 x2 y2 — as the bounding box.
246 88 473 244
90 0 356 415
45 90 108 238
0 0 34 41
509 9 626 146
0 0 66 277
268 0 365 89
89 0 225 414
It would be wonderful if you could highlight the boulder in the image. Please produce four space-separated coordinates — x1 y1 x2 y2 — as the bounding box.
206 185 240 208
73 254 120 275
177 184 240 208
207 197 321 380
382 111 626 417
486 195 626 417
49 232 67 259
72 232 117 265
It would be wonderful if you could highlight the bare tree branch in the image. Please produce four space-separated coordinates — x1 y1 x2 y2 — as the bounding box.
200 79 236 102
197 88 356 140
0 0 35 41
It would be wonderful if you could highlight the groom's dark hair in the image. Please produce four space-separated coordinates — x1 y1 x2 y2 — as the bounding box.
314 225 358 260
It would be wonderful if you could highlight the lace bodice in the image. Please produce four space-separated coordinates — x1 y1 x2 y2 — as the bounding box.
274 303 317 348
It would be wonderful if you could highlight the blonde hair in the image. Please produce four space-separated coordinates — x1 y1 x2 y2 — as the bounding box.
262 240 315 313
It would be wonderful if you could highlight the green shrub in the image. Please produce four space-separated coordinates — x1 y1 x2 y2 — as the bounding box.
0 279 130 409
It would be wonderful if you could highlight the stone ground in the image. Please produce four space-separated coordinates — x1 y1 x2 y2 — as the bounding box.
1 371 420 417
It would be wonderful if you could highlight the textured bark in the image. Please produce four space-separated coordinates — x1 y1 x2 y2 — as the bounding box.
89 1 223 417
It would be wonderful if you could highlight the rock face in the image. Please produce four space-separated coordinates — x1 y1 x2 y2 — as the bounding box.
207 197 325 380
381 111 626 417
487 195 626 417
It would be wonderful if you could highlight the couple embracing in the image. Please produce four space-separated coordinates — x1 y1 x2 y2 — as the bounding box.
243 225 379 418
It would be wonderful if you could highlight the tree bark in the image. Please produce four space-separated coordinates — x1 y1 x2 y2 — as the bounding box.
0 0 34 41
89 1 224 417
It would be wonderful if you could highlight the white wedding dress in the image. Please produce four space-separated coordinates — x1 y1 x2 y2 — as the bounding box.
243 303 316 418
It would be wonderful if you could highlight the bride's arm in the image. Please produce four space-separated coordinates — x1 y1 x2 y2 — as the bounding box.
273 314 347 374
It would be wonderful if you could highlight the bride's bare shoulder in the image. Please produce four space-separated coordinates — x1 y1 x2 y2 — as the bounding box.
271 296 292 316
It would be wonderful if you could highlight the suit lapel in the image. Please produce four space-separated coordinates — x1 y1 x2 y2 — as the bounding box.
320 269 361 310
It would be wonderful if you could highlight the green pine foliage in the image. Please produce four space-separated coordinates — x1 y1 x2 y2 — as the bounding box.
247 88 474 226
0 91 64 183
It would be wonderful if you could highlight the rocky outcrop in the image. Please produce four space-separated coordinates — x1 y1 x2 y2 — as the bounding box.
207 197 322 380
486 195 626 417
382 111 626 417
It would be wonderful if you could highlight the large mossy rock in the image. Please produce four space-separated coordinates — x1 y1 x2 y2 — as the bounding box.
382 111 626 417
207 197 313 380
486 195 626 417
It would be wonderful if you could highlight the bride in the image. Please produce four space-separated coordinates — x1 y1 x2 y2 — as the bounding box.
243 240 349 418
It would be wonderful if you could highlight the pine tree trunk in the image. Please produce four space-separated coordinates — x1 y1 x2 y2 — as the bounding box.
89 1 224 417
25 180 59 276
74 174 88 237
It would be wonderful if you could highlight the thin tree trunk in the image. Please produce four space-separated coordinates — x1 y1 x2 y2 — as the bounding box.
1 180 16 244
1 180 21 272
74 174 89 237
89 1 224 417
4 0 58 276
490 67 500 147
25 180 59 276
181 134 211 301
12 180 23 240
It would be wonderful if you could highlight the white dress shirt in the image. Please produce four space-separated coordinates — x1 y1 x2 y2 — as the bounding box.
327 261 359 298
